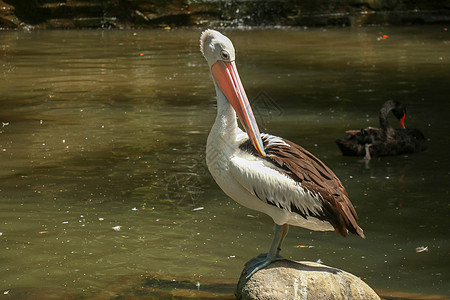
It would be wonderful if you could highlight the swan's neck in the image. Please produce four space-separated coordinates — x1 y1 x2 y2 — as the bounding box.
379 103 394 136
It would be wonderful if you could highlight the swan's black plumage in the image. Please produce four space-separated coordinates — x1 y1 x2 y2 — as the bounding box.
336 100 427 157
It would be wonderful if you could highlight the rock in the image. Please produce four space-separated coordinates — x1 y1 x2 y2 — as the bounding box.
236 259 380 300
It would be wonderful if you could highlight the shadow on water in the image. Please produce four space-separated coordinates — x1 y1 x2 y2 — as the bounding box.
0 27 449 299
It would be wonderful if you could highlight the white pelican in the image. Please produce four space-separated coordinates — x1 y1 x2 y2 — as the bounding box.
200 29 365 278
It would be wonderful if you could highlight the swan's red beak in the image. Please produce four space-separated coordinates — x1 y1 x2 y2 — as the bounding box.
400 114 406 129
211 60 266 157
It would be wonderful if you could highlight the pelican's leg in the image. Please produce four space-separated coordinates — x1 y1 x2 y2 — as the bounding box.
276 223 289 257
243 224 289 278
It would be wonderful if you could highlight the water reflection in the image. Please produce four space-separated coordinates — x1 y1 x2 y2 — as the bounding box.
0 27 449 299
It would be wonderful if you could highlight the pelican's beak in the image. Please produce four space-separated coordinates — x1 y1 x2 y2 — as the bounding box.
211 60 266 157
400 114 406 129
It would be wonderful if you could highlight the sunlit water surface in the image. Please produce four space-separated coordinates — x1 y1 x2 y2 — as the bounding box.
0 27 449 298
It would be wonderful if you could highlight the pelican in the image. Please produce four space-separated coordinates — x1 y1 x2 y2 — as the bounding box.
200 29 365 278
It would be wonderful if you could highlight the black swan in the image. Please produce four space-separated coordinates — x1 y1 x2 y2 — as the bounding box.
336 100 427 159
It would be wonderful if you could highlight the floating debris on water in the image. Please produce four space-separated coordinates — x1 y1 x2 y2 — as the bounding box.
112 225 122 231
192 206 204 211
377 33 389 41
416 246 428 253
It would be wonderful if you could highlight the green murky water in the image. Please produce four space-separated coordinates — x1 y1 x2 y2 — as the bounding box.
0 27 449 299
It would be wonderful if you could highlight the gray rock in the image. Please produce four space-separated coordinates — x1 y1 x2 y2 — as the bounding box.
236 260 380 300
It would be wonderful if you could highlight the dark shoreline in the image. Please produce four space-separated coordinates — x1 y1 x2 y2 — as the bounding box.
1 0 449 30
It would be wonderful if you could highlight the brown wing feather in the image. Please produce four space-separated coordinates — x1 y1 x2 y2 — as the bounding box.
264 137 365 238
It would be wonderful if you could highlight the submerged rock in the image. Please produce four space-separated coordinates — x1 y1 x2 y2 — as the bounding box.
236 260 380 300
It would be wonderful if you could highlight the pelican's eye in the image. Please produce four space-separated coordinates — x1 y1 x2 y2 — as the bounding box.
220 50 230 60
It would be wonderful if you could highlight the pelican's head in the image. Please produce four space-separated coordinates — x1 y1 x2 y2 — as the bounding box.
200 29 235 68
200 29 266 157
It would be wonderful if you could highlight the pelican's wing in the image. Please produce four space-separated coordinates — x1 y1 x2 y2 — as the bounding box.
235 134 365 238
229 156 326 219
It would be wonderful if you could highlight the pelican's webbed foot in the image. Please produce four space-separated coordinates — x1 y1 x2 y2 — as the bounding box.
243 252 283 278
243 224 289 278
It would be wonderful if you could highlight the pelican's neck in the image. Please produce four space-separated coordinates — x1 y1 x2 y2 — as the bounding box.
209 84 240 143
206 85 241 177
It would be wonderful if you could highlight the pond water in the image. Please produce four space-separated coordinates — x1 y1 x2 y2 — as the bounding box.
0 27 449 299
